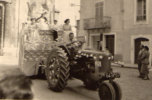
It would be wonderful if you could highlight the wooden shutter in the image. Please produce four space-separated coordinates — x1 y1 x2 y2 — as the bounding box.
99 2 103 19
143 0 146 20
95 2 103 20
137 0 146 21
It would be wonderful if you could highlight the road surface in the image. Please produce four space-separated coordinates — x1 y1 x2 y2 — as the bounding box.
32 67 152 100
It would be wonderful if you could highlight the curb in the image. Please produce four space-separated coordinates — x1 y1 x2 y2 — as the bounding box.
112 63 138 69
112 63 152 71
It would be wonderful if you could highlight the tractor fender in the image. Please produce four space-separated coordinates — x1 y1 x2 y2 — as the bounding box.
59 45 71 56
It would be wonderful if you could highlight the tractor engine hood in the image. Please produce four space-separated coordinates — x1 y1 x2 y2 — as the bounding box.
76 50 113 61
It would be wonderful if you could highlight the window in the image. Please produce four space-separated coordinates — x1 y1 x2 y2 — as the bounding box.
95 2 104 20
137 0 146 21
92 36 100 50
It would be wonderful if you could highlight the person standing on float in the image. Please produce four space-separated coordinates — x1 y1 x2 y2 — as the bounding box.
62 19 72 43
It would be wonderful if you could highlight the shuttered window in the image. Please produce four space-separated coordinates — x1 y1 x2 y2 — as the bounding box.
137 0 146 21
95 2 103 20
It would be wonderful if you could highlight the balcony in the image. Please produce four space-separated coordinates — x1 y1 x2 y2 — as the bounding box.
83 16 111 30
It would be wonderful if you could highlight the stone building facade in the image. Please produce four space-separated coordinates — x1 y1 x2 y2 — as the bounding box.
0 0 18 56
0 0 54 56
79 0 152 66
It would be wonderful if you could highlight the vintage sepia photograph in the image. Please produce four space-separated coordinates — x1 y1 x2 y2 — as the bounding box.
0 0 151 100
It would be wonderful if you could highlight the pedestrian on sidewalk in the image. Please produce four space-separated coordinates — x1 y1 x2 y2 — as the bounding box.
137 45 144 78
140 46 150 80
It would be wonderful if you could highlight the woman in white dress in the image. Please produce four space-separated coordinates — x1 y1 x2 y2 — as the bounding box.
62 19 72 43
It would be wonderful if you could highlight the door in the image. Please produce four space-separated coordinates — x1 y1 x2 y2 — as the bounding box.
134 38 149 64
105 35 115 55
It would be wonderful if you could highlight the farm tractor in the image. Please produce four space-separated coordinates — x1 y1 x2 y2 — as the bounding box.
19 26 122 100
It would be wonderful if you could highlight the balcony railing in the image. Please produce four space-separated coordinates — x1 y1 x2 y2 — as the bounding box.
83 16 111 30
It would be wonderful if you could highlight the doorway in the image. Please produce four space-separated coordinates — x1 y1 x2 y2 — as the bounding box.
134 38 149 64
105 35 115 55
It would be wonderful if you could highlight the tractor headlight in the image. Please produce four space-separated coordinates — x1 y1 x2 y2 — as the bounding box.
108 57 111 60
99 56 103 59
90 54 93 57
111 56 114 60
75 55 79 58
93 56 97 60
84 53 86 56
78 50 81 54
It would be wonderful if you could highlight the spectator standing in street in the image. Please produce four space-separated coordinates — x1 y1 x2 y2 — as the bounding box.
140 46 150 80
137 45 144 78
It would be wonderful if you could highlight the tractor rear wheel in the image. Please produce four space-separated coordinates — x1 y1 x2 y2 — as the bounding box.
98 81 116 100
110 81 122 100
45 47 70 92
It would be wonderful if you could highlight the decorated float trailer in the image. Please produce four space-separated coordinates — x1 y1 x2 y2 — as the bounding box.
19 22 122 100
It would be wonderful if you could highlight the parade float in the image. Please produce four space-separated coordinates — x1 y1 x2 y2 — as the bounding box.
19 0 122 100
19 21 121 100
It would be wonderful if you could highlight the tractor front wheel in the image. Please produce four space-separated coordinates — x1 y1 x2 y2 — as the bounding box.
98 81 116 100
110 81 122 100
45 47 70 92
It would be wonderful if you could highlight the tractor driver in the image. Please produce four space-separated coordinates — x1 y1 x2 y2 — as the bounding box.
68 32 77 43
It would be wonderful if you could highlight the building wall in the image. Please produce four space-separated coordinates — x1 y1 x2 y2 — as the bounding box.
104 0 123 31
79 0 96 48
1 0 28 56
1 0 54 56
80 0 152 65
104 0 123 56
2 0 19 56
79 0 124 52
79 0 94 35
120 0 152 64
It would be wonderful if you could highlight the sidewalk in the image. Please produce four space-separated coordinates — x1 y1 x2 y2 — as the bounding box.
112 62 137 69
0 56 18 65
112 62 152 72
0 56 18 71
